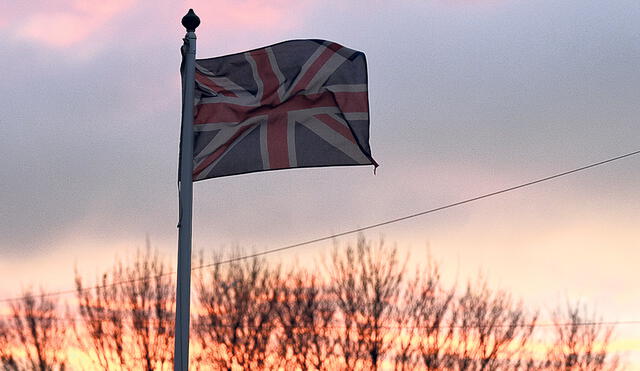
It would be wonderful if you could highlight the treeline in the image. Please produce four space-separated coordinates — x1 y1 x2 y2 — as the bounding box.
0 237 620 370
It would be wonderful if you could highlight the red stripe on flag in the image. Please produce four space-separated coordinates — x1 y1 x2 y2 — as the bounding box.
327 42 343 52
314 114 357 144
249 51 281 105
291 44 341 94
195 72 238 97
333 91 368 113
195 91 368 125
266 113 289 169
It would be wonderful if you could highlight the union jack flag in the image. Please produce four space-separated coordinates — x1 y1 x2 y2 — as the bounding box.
189 39 376 180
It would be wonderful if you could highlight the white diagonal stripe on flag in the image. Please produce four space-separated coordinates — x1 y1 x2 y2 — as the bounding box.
304 51 355 94
245 52 264 102
195 64 255 101
194 116 265 167
266 47 287 102
298 114 370 164
194 124 261 181
287 115 298 167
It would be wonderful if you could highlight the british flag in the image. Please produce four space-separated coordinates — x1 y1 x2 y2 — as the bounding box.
190 39 377 180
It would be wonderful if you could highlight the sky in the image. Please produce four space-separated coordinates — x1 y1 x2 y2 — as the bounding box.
1 0 639 367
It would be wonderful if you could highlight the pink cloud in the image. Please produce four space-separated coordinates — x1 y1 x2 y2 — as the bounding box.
6 0 314 50
151 0 317 58
13 0 136 48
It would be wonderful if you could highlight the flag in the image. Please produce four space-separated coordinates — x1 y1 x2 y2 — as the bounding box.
189 39 377 180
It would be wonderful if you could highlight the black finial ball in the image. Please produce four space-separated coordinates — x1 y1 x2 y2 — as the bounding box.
182 9 200 32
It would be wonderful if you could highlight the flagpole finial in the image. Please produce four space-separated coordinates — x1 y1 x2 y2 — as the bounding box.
182 9 200 32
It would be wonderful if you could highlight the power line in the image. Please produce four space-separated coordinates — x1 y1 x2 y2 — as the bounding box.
0 148 638 304
2 312 640 329
188 148 640 268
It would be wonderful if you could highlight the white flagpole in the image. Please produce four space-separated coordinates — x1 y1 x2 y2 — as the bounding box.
175 9 199 371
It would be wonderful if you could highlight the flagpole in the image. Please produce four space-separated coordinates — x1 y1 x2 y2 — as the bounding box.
175 9 199 371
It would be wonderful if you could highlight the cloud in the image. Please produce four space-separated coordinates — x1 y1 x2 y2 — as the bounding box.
13 0 136 48
3 0 314 51
175 0 316 51
20 12 101 48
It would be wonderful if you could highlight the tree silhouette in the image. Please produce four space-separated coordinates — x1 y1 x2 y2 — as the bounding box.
545 303 620 371
399 258 456 370
74 246 174 371
273 269 336 370
448 277 539 371
74 268 126 370
327 236 405 370
193 254 281 370
4 290 67 371
0 316 18 370
0 237 627 370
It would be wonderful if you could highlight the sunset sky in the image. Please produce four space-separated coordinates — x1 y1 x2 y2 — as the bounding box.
1 0 639 368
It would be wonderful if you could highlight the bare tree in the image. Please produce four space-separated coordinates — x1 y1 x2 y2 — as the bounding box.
544 303 620 371
122 246 175 371
74 246 174 371
449 277 538 371
0 317 19 371
401 259 456 371
6 290 67 371
74 268 127 370
121 248 175 370
193 254 281 370
1 237 626 370
273 269 336 370
328 236 405 371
